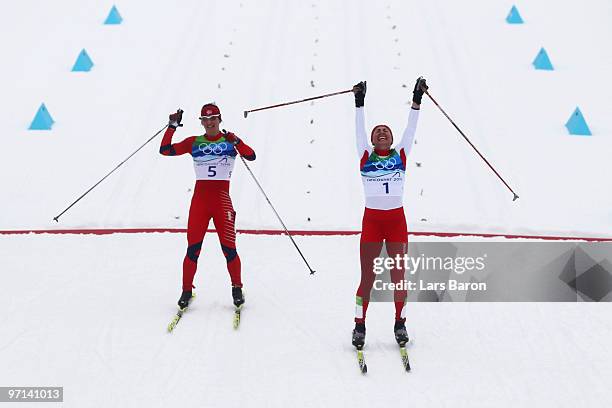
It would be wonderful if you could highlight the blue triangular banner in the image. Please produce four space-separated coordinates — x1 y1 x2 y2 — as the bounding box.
29 103 55 130
104 5 123 25
72 49 94 72
533 47 553 70
565 107 592 136
506 5 524 24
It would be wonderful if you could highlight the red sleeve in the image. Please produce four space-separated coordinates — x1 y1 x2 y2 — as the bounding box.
159 127 195 156
360 151 369 169
235 138 256 161
400 148 407 167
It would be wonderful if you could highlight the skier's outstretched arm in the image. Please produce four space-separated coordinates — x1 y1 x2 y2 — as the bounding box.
395 77 427 156
353 81 370 157
159 110 195 156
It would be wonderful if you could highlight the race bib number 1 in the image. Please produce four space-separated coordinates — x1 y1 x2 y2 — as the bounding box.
363 174 403 197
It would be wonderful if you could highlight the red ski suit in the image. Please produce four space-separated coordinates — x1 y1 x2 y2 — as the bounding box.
354 106 420 324
160 127 256 291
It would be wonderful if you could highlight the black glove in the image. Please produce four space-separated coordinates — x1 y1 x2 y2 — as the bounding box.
412 77 428 105
168 109 184 129
353 81 367 107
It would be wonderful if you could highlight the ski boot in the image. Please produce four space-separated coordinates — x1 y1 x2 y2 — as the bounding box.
352 322 366 348
178 290 193 309
394 319 409 346
232 286 245 307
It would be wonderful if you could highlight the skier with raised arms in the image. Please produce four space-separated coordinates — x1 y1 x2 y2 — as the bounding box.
160 103 256 313
351 78 427 351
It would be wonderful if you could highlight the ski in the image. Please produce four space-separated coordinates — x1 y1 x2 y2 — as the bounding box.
399 343 411 372
356 346 367 374
233 305 242 329
167 308 186 333
167 293 195 333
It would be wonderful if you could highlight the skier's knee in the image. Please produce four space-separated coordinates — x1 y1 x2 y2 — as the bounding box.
186 241 203 263
221 245 238 262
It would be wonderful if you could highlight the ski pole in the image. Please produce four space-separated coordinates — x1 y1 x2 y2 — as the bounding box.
53 122 171 222
238 155 316 275
424 90 520 201
243 89 353 118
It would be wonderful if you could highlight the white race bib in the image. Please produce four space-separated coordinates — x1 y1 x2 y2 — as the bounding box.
360 150 406 206
191 137 237 180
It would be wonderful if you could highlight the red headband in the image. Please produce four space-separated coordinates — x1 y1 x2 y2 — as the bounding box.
200 104 222 120
371 125 393 143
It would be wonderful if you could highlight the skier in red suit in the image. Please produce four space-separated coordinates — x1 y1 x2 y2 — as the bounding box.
350 78 427 349
160 103 256 309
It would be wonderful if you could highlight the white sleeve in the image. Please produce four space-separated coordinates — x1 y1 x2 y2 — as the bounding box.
355 107 370 157
395 108 420 155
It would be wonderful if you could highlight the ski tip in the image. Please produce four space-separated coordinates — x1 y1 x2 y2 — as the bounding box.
357 348 367 374
233 306 242 329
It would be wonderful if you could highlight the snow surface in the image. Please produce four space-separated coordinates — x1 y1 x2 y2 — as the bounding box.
1 233 612 408
2 1 612 407
2 0 612 237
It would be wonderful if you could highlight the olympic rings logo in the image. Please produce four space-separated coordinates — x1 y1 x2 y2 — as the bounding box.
198 142 228 155
373 158 397 170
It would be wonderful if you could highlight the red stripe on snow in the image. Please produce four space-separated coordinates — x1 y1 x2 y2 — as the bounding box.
0 228 611 241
